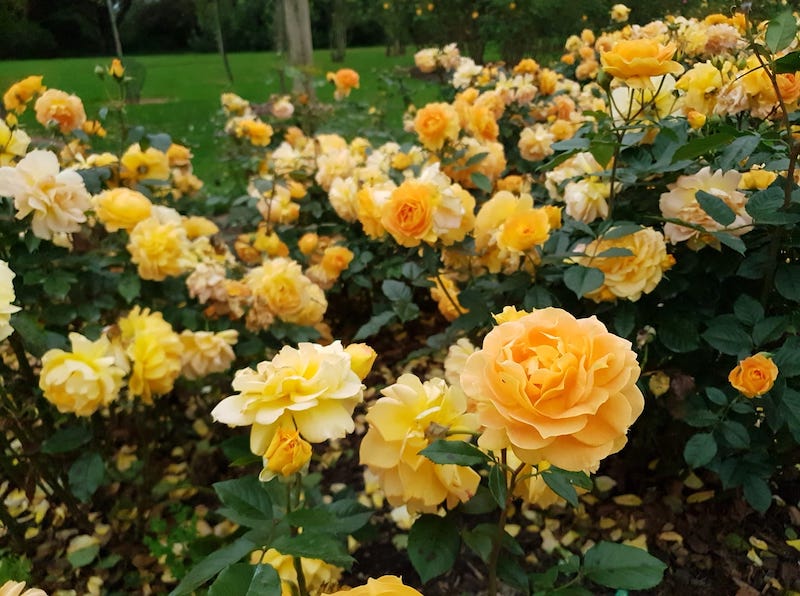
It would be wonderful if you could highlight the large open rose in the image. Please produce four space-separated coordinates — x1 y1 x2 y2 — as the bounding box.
460 307 644 471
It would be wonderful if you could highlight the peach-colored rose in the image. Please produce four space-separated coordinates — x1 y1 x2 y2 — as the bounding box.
728 353 778 398
601 39 684 87
323 576 422 596
34 89 86 133
328 68 360 100
413 102 460 151
460 307 644 471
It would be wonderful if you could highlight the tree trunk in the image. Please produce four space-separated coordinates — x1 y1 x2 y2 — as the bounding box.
330 0 346 63
211 0 234 84
106 0 123 57
283 0 314 97
274 0 286 55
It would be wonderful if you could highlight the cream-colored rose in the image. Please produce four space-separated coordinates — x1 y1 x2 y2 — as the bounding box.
179 329 238 380
360 374 480 513
460 307 644 471
0 580 47 596
0 260 21 342
212 341 364 454
40 332 126 416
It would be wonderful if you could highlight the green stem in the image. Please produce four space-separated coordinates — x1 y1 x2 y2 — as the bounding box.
487 451 526 596
288 476 310 596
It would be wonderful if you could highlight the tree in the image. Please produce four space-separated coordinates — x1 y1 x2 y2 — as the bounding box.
282 0 315 96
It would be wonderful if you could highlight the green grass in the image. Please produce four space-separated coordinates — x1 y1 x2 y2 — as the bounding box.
0 48 439 194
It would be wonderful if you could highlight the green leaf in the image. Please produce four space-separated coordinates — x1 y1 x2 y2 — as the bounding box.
766 11 797 53
419 439 488 466
41 426 92 454
696 190 736 226
775 265 800 301
706 387 728 406
589 140 616 168
684 433 717 468
382 279 412 302
462 523 495 562
602 223 642 240
168 536 257 596
658 316 701 353
147 132 173 151
67 544 99 568
563 265 604 298
742 476 772 513
718 134 761 170
213 476 272 527
582 542 667 590
286 505 372 536
470 172 492 193
774 50 800 73
117 273 141 304
613 301 636 338
497 555 530 592
779 388 800 442
719 420 750 449
714 231 746 254
408 514 460 583
773 336 800 377
733 294 764 327
9 312 68 358
673 131 735 162
208 563 281 596
246 563 282 596
465 151 488 167
460 485 497 515
68 451 105 503
270 532 354 568
541 467 593 507
353 311 397 341
702 316 752 355
488 464 508 508
595 247 633 258
43 270 76 299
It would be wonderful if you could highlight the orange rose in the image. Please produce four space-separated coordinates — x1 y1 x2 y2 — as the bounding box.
460 307 644 471
328 68 360 100
413 102 460 151
34 89 86 133
728 353 778 398
600 39 684 87
381 180 436 247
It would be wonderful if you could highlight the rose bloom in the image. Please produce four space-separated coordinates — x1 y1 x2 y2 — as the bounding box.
3 75 45 114
40 332 126 416
415 48 439 73
244 257 327 327
518 124 555 162
119 143 170 186
221 92 250 116
211 341 366 454
323 576 422 596
360 373 481 513
601 39 684 88
381 180 437 247
659 167 752 249
252 548 341 596
430 273 467 322
179 329 238 380
306 246 354 290
0 120 31 166
118 306 183 404
563 178 613 223
573 227 675 302
0 260 21 342
442 138 506 190
271 95 295 120
127 214 194 281
93 187 153 232
0 580 47 596
610 3 631 22
232 117 273 146
259 428 313 481
329 68 360 100
34 89 86 133
413 102 460 151
739 168 777 190
728 353 779 398
166 143 193 168
460 307 644 471
0 149 91 244
464 104 499 142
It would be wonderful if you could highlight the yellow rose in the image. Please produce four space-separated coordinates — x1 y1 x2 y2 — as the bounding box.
244 257 327 326
739 168 778 190
323 576 422 596
3 75 45 114
298 232 319 255
0 259 21 342
252 548 341 596
460 308 644 471
413 102 460 151
345 343 377 380
34 89 86 133
0 120 30 166
166 143 192 168
381 180 436 247
118 306 183 404
212 341 365 454
93 187 153 232
728 353 778 398
360 374 480 513
573 227 675 302
601 39 684 87
179 329 238 380
233 117 273 146
108 58 125 79
260 428 313 480
127 215 193 281
40 332 126 416
120 143 170 186
182 215 219 239
610 3 631 22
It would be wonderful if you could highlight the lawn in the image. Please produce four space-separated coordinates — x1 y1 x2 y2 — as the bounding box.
0 48 438 194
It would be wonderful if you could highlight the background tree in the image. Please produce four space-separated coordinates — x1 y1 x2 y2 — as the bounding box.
282 0 315 95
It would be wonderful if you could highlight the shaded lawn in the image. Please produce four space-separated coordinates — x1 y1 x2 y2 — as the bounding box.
0 48 439 194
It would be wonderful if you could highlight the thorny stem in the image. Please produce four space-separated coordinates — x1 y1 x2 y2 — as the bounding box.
487 450 526 596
